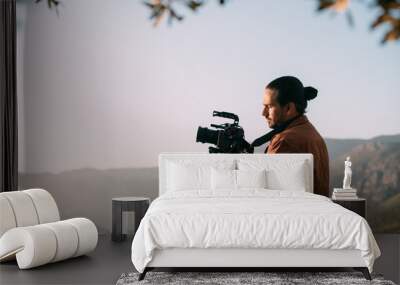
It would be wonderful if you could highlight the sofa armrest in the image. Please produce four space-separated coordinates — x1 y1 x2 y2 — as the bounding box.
0 218 98 269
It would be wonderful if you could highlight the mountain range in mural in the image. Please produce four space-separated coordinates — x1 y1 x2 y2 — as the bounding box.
20 134 400 233
326 134 400 233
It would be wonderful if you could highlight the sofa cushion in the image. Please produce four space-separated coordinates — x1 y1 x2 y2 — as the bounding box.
24 189 60 224
0 196 17 237
0 192 39 227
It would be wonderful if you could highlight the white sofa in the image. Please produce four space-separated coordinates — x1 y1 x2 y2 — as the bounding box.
0 188 98 269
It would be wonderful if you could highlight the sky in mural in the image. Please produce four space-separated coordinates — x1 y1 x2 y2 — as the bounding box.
126 0 400 138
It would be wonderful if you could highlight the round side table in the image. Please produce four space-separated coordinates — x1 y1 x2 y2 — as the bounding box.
112 197 150 242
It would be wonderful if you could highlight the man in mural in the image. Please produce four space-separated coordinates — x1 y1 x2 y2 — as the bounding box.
262 76 329 197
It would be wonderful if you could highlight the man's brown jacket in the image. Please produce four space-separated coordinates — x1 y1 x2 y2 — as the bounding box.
266 115 330 197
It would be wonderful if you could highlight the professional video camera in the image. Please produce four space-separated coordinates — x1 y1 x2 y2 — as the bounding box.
196 111 254 153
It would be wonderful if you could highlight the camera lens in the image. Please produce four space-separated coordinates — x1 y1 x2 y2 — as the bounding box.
196 127 219 145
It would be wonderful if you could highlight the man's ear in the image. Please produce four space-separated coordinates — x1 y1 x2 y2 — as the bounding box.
287 102 298 116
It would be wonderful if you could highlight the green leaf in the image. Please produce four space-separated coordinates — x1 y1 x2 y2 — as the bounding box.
186 1 203 11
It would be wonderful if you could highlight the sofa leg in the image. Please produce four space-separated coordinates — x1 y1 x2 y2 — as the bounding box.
354 267 371 280
138 268 148 281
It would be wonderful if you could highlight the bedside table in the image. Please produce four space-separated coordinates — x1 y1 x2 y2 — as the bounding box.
331 198 366 218
112 197 150 242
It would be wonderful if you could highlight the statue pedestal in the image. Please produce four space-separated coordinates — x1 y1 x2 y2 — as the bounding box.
332 188 358 200
334 188 356 192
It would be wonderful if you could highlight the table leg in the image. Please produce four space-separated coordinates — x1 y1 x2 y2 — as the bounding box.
112 202 124 241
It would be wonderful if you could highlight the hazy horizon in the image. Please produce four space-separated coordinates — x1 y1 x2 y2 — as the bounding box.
16 133 399 174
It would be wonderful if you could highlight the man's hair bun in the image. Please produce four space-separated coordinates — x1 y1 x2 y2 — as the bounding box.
266 76 318 114
304 86 318 101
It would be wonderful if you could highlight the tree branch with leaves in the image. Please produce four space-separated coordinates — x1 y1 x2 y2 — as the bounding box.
35 0 400 44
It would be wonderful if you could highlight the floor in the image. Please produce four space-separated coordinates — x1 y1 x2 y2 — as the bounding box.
1 234 398 285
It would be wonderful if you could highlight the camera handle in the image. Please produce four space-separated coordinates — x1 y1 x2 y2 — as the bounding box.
212 111 239 125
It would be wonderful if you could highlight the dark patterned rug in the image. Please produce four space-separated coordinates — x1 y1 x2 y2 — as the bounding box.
116 271 396 285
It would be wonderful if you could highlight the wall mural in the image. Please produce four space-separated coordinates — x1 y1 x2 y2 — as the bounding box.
17 0 400 235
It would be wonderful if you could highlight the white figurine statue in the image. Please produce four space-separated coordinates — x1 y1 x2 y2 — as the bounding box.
342 156 352 189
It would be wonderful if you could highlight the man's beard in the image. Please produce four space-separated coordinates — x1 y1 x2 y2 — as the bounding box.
269 115 285 130
270 123 278 130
